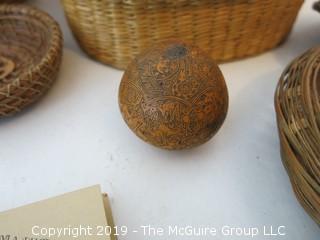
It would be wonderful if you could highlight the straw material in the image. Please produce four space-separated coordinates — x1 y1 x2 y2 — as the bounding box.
275 47 320 225
62 0 303 69
0 4 63 117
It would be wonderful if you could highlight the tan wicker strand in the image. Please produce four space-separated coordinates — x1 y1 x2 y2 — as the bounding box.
0 4 63 117
61 0 304 69
275 47 320 225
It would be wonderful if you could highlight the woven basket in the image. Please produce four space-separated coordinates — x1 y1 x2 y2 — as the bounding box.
0 5 63 117
62 0 304 69
275 47 320 225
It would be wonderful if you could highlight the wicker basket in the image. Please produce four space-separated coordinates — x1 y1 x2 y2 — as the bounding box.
275 47 320 225
0 5 63 117
62 0 304 69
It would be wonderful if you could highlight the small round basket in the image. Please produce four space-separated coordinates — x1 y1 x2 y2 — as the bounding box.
0 5 63 117
275 47 320 225
62 0 303 69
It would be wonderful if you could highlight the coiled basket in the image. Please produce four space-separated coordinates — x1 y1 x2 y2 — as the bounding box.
0 5 63 117
62 0 304 69
275 47 320 225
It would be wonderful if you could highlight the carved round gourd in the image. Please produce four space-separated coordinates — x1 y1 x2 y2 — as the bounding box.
119 41 228 150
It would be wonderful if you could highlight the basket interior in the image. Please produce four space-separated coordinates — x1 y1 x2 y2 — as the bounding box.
0 11 52 87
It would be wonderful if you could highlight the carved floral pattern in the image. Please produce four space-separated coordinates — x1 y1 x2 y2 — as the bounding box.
119 41 228 150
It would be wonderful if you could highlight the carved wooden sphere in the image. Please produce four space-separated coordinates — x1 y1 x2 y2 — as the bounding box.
119 41 228 150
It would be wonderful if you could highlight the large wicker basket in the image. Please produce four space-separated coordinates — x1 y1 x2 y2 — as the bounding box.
62 0 304 69
0 5 63 117
275 47 320 225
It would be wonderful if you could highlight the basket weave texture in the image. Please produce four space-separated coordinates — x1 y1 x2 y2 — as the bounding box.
275 47 320 225
0 5 63 117
62 0 303 69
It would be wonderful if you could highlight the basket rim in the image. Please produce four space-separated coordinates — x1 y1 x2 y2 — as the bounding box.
63 0 303 6
0 4 62 93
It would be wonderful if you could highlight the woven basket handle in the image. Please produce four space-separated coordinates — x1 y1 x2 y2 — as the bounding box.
0 56 15 80
314 1 320 12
